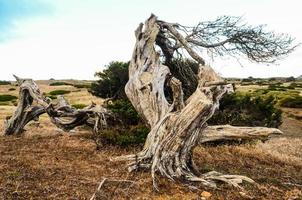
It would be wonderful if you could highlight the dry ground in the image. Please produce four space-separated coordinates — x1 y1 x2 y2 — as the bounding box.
0 81 301 200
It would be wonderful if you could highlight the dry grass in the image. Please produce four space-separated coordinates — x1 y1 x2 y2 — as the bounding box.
0 132 301 199
0 81 301 199
257 137 302 164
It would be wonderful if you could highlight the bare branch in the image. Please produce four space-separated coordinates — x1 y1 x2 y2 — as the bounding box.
157 16 298 64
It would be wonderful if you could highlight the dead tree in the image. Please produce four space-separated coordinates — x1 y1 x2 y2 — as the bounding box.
3 14 296 190
115 15 296 189
4 75 113 135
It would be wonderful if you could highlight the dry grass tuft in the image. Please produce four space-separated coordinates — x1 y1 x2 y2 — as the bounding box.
257 137 302 164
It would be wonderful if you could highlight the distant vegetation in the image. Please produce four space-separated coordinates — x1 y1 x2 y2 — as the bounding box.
49 82 73 86
0 94 17 102
279 96 302 108
49 81 91 89
73 84 91 89
48 90 71 96
0 80 11 85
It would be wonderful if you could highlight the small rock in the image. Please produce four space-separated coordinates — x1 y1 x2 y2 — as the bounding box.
239 191 254 199
201 191 212 199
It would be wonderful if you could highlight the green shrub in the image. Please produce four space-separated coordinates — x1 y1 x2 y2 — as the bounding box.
279 96 302 108
208 92 282 128
0 80 11 85
73 84 91 89
106 99 140 125
0 94 17 102
72 103 87 109
288 82 302 88
97 124 149 147
48 90 71 96
8 88 16 91
49 82 72 86
267 84 287 91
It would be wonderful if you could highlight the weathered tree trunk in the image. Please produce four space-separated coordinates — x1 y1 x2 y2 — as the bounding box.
201 125 282 144
116 15 282 189
4 76 113 135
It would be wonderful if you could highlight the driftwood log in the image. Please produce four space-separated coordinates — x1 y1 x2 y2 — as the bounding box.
4 75 113 135
114 15 285 189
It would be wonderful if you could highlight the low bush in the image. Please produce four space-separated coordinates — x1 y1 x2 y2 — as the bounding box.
0 80 11 85
0 94 18 102
49 82 72 86
279 96 302 108
8 88 16 91
105 99 141 125
288 82 302 88
267 84 287 91
48 90 71 96
96 124 149 148
208 92 282 128
91 99 149 148
72 103 87 109
73 84 91 89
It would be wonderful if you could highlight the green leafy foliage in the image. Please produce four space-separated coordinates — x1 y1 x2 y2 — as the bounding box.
106 99 140 125
90 61 129 99
48 90 71 96
208 92 282 128
97 124 149 147
0 94 17 102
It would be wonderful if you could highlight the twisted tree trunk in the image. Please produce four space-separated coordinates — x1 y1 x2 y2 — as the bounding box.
4 76 113 135
115 15 282 189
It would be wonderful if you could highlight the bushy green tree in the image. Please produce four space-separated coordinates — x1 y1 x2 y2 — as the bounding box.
90 61 129 99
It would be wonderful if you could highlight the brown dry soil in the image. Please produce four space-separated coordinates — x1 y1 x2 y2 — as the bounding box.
0 118 301 200
0 82 302 200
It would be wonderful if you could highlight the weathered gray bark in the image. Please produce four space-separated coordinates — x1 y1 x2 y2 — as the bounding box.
4 76 112 135
201 125 282 144
115 15 282 189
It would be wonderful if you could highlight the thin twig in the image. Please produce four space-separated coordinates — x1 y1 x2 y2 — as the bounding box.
283 182 302 188
90 178 107 200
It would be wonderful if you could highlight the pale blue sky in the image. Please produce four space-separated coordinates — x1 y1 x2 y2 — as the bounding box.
0 0 301 80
